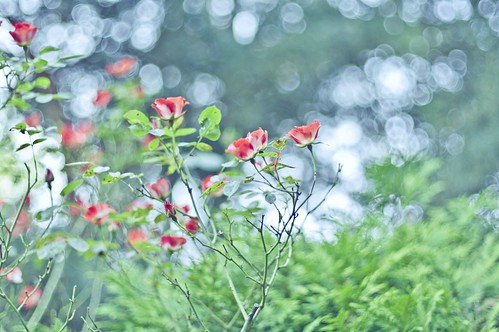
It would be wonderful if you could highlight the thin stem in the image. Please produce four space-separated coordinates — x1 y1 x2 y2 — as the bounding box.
223 263 248 321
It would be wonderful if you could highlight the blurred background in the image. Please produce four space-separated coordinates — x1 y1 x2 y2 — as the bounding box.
1 0 498 201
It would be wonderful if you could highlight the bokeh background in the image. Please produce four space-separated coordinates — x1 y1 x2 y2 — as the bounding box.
2 0 498 200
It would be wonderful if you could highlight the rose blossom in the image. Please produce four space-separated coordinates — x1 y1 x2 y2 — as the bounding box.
93 89 112 107
83 203 115 225
151 97 189 120
18 285 42 309
61 122 94 148
146 178 170 200
287 120 321 148
164 201 175 218
184 218 200 234
226 128 268 161
105 57 137 77
24 112 42 127
160 235 187 251
1 267 23 283
128 228 148 246
9 22 38 46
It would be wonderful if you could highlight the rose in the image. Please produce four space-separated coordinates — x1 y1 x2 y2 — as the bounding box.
93 89 112 107
146 177 170 200
1 267 23 283
128 228 148 246
184 218 200 234
83 203 115 225
61 122 94 148
18 285 42 309
160 235 187 251
287 120 321 147
105 57 137 77
9 22 38 47
226 128 268 161
151 96 189 120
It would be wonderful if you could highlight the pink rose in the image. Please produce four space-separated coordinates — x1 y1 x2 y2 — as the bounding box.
105 57 137 77
83 203 115 225
287 120 321 147
151 97 189 120
146 178 170 200
128 228 148 246
18 285 42 309
61 122 94 148
226 128 268 161
10 22 38 46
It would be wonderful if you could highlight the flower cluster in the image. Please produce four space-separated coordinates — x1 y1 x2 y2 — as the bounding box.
226 120 321 161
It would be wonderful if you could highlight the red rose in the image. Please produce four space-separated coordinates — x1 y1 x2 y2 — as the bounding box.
10 22 38 46
184 218 200 234
164 201 175 217
160 235 187 251
287 120 321 147
151 97 189 120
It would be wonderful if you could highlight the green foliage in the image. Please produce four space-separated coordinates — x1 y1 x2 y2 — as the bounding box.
95 159 499 331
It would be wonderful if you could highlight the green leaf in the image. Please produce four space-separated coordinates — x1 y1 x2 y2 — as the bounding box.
265 192 276 204
27 129 42 135
102 174 120 184
32 138 47 145
60 179 84 196
67 238 90 252
271 138 287 151
94 166 110 173
11 122 27 133
201 180 225 197
129 124 150 137
35 94 53 103
65 161 91 167
148 138 160 151
198 106 222 141
34 77 51 89
17 82 34 93
39 46 60 55
8 96 30 110
59 54 84 61
174 128 196 137
16 143 31 152
33 59 48 72
223 180 241 197
195 142 213 151
83 167 97 178
124 110 150 127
